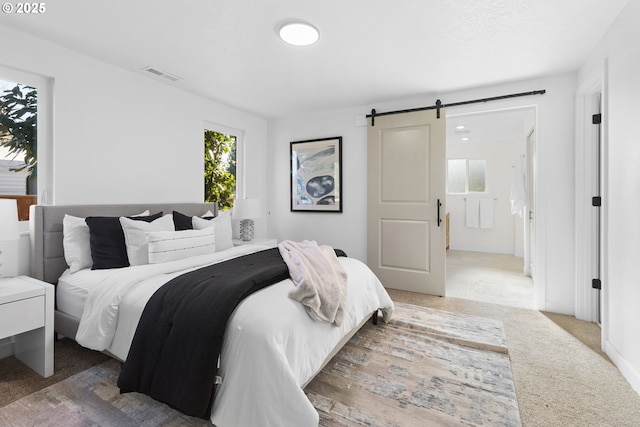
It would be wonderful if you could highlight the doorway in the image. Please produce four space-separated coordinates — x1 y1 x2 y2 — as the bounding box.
575 78 604 324
445 107 536 309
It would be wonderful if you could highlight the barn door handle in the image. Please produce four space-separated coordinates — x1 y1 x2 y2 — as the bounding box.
437 199 442 227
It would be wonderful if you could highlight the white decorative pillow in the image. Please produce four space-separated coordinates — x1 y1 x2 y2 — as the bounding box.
120 214 174 266
193 210 233 251
63 210 150 272
63 214 93 273
146 228 216 264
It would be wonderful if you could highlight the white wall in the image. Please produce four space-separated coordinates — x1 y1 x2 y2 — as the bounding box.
578 0 640 394
0 24 270 239
0 18 578 318
268 73 577 315
446 139 525 255
267 109 369 260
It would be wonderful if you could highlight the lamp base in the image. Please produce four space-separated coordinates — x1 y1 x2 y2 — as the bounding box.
239 219 255 241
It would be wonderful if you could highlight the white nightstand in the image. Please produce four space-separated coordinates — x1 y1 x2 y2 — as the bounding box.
233 238 278 248
0 276 54 377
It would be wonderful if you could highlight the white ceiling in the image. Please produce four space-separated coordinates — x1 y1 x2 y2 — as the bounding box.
0 0 628 119
446 108 535 145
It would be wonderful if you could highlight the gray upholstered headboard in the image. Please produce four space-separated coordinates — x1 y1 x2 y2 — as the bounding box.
29 203 218 284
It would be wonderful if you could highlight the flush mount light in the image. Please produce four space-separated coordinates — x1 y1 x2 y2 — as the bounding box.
278 21 320 46
455 125 466 130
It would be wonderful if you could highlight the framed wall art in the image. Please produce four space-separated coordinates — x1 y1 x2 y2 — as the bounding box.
290 136 342 213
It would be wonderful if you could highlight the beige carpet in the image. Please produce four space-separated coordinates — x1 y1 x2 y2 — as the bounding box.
0 303 520 427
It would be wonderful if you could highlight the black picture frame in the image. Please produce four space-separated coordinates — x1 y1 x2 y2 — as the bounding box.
290 136 342 213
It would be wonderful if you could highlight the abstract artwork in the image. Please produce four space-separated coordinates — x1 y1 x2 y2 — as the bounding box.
290 137 342 212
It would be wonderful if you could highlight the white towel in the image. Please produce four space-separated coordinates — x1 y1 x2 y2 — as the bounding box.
480 198 494 229
465 198 479 228
510 156 527 216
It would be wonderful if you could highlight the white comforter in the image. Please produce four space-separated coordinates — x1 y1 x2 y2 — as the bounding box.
69 243 394 426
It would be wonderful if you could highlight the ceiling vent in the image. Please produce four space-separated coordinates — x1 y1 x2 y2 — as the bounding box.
142 66 181 82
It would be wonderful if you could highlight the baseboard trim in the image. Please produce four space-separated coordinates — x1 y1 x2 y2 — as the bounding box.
543 300 574 316
604 338 640 395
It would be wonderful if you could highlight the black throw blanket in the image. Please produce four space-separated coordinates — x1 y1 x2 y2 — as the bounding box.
117 248 290 419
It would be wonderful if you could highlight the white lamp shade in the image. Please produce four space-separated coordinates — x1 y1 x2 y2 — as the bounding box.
0 199 19 241
233 198 262 220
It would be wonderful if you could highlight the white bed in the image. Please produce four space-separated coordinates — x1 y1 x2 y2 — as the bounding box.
30 203 394 426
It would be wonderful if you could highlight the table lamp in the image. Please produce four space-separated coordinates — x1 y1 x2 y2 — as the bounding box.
233 198 262 241
0 199 20 278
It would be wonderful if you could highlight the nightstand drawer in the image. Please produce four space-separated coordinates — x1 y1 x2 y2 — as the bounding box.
0 295 45 339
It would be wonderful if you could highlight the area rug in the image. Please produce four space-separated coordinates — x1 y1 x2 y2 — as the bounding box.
0 303 521 426
305 302 521 426
0 358 209 427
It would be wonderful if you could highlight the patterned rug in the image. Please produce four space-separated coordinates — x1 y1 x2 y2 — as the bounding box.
0 358 209 427
305 303 521 426
0 303 520 426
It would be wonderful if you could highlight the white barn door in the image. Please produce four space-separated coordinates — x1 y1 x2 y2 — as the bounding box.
367 109 446 295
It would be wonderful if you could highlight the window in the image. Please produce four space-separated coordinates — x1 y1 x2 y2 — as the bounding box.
0 80 37 195
447 159 466 193
0 65 52 211
447 159 486 194
0 79 39 220
204 129 237 209
467 159 486 192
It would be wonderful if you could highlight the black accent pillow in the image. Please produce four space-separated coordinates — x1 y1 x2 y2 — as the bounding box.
172 211 193 231
173 210 215 231
86 212 163 270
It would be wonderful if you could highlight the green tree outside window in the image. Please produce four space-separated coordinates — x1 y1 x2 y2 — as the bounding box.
0 84 37 181
204 130 236 209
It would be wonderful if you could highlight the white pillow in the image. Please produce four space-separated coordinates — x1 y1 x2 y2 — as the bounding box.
146 228 216 264
63 210 150 272
120 214 174 266
193 210 233 251
63 214 93 273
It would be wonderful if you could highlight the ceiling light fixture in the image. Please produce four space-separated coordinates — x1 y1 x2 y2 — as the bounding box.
278 21 320 46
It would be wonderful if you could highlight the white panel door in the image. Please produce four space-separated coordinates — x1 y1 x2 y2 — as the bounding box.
367 109 446 295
